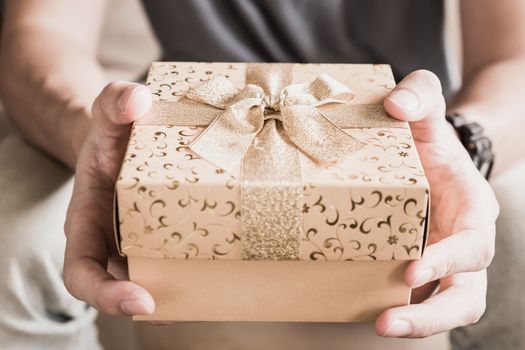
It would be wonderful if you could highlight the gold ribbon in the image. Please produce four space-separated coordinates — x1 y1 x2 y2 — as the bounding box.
141 63 405 260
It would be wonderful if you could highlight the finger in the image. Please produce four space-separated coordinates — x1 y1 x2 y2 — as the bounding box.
64 251 155 316
405 228 495 288
64 194 155 317
384 70 454 143
92 80 152 136
376 271 487 338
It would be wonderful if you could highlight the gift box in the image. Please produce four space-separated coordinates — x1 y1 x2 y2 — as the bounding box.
114 62 430 322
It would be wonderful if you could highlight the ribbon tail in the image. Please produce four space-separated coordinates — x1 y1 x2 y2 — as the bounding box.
319 103 406 129
241 119 302 260
189 99 265 170
281 105 365 166
138 100 224 126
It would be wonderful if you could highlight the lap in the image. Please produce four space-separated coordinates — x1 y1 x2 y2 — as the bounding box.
0 112 99 350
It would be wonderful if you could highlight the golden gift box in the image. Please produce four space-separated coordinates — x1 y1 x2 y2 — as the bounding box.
114 62 430 322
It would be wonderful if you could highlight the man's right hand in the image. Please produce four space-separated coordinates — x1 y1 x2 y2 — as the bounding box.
63 81 156 316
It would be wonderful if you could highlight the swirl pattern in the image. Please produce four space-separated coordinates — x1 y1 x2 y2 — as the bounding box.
116 62 429 261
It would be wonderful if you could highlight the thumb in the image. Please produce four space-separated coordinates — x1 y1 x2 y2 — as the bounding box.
91 81 152 139
384 70 452 144
84 81 151 177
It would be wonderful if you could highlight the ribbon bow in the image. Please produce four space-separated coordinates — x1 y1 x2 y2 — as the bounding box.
142 63 404 260
187 64 363 170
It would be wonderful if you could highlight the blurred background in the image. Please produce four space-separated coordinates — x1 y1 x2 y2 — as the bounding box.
97 0 462 87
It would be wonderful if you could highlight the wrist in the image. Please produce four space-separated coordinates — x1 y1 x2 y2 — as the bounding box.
445 112 495 179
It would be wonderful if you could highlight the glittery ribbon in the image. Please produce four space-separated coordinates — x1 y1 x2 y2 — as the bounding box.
141 63 404 260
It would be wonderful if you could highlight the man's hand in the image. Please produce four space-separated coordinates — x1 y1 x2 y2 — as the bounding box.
64 81 155 316
376 70 499 338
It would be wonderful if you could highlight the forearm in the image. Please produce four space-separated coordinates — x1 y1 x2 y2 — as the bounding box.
448 58 525 176
456 0 525 177
0 0 107 169
0 29 106 168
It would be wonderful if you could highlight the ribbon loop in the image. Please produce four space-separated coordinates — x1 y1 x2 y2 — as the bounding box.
185 75 238 109
280 73 356 108
307 73 356 103
188 66 363 170
281 105 363 166
190 99 265 170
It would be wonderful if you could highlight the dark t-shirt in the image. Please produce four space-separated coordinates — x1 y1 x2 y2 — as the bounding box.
141 0 450 93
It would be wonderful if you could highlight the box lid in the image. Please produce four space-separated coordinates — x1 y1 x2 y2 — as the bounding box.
114 62 430 262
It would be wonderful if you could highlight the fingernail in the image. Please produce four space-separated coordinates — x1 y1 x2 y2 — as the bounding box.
120 299 152 316
119 86 152 119
384 319 412 337
133 87 153 117
413 268 434 287
388 89 420 112
118 86 139 115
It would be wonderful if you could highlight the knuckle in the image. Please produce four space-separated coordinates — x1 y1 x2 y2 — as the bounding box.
493 200 501 219
415 304 442 338
101 80 124 97
440 255 456 277
63 202 79 238
92 291 105 312
480 181 500 219
480 243 495 269
487 194 500 222
471 232 495 270
93 81 124 117
422 317 442 338
63 215 71 237
464 299 486 325
63 263 76 297
437 93 447 113
492 194 500 217
91 278 110 312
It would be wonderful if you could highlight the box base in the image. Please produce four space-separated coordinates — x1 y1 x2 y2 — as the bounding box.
129 258 410 322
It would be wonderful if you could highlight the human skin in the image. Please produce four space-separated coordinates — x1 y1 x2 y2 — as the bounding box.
0 0 521 338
